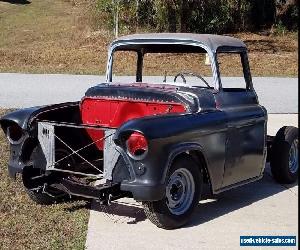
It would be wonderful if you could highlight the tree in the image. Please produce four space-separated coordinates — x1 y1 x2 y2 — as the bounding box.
275 0 298 30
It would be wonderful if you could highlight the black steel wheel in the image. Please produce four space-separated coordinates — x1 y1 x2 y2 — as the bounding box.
270 126 298 184
143 155 202 229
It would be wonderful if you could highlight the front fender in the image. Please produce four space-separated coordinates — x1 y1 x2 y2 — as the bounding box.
0 107 42 178
0 102 80 178
115 111 227 201
164 142 210 181
0 107 41 132
0 101 80 133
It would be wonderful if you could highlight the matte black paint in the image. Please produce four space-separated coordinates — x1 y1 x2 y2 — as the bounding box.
0 107 41 131
0 84 267 201
114 95 266 200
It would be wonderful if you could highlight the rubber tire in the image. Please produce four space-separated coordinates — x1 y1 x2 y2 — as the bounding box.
26 188 63 205
23 169 65 205
270 126 298 184
143 155 202 229
24 147 73 205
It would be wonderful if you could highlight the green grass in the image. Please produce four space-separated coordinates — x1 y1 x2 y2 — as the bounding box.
0 109 89 250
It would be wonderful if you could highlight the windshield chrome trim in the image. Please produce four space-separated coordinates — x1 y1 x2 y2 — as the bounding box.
105 41 220 91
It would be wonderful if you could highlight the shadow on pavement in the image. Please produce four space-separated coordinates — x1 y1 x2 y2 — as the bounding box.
0 0 31 4
187 167 297 228
92 201 147 224
80 165 297 227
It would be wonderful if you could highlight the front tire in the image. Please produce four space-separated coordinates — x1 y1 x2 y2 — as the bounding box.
270 126 298 184
143 155 202 229
22 167 68 205
26 187 66 205
23 147 73 205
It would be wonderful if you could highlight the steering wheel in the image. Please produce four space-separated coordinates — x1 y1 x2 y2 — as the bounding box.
174 72 211 88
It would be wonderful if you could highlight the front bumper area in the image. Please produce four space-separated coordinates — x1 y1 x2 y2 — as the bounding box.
115 146 167 202
8 158 26 178
7 143 30 178
120 180 165 201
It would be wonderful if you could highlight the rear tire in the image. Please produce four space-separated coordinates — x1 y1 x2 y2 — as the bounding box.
270 126 298 184
143 155 202 229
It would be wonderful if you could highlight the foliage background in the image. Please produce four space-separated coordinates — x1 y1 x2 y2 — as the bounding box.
94 0 298 34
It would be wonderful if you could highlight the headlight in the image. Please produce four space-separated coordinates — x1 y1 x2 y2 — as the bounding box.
126 132 148 160
7 124 24 144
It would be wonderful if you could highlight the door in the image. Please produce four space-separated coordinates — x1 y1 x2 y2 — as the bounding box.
215 52 267 187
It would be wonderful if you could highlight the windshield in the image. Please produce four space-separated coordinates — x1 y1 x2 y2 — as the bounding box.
110 50 214 88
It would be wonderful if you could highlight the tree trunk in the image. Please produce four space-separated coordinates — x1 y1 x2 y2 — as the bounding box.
180 0 189 32
167 1 177 32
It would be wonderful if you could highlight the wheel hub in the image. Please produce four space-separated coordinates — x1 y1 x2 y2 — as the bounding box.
166 168 195 215
170 181 183 201
289 139 298 174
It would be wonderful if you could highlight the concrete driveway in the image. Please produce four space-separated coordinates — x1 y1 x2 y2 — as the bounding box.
86 168 297 250
85 115 298 250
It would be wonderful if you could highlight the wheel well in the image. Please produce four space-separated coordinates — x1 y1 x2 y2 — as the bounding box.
172 150 212 190
21 138 39 162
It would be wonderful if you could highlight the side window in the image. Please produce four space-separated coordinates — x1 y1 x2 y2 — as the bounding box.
217 53 248 91
112 51 137 82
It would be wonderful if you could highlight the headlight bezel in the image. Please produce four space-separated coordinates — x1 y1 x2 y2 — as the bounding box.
6 124 24 144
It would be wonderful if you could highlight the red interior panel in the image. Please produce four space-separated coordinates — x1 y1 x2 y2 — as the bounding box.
80 97 186 150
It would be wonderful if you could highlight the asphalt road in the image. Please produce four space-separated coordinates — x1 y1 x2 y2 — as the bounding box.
0 73 298 113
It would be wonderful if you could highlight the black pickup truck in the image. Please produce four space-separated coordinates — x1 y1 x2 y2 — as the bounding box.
0 33 298 229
